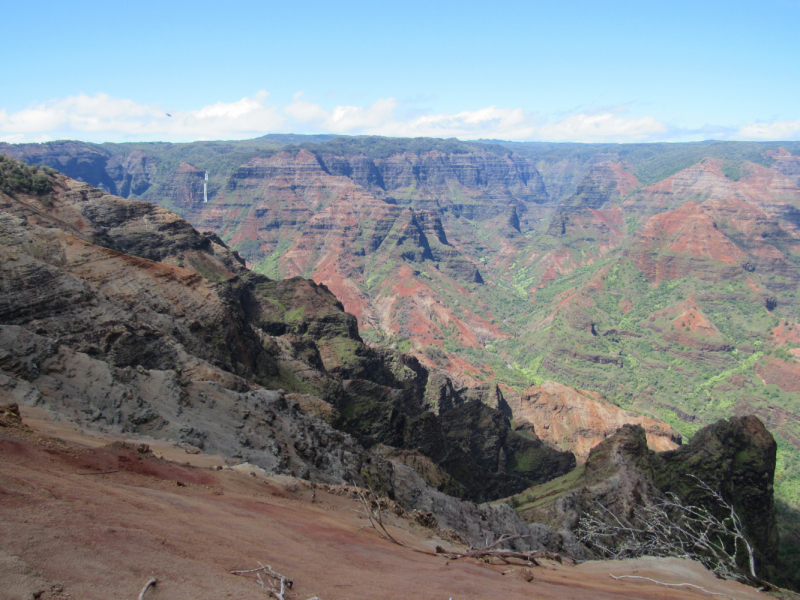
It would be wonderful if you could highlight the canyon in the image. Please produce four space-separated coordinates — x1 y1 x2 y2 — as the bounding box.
4 138 800 591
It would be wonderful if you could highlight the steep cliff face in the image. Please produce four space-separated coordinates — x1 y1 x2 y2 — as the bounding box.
172 149 500 372
628 201 748 282
319 150 549 229
771 148 800 187
547 162 638 234
506 381 680 460
0 158 575 504
511 417 778 580
0 141 125 195
105 150 157 197
623 159 800 227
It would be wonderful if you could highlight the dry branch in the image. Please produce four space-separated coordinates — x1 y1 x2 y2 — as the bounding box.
231 563 294 599
610 574 737 600
137 577 156 600
578 474 759 583
439 548 564 566
352 483 408 547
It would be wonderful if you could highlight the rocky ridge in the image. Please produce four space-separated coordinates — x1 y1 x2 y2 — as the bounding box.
0 159 575 534
510 417 779 583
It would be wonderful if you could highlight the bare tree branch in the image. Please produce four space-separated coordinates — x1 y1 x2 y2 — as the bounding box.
610 574 737 600
352 482 408 547
577 474 759 583
231 563 295 600
137 577 156 600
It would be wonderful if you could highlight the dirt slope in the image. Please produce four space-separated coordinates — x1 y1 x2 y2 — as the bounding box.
0 408 773 600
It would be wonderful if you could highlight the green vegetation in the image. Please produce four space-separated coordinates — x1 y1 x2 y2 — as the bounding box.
0 155 54 197
500 140 800 191
232 237 264 263
504 464 586 514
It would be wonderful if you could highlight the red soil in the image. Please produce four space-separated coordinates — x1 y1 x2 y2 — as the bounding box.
630 201 746 282
608 163 640 197
0 410 764 600
756 356 800 393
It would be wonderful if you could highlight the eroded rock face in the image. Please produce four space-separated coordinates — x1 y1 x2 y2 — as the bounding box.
655 416 779 573
0 159 574 506
506 381 680 460
514 418 778 579
547 162 637 241
628 201 748 283
0 141 124 195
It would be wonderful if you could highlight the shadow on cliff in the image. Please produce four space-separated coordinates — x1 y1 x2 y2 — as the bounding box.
776 499 800 592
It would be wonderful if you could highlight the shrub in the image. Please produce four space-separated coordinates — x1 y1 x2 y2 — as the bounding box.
0 155 54 196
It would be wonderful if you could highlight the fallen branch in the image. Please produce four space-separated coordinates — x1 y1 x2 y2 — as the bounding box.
231 563 293 600
610 574 737 600
78 470 120 476
137 577 156 600
440 548 564 566
352 483 407 548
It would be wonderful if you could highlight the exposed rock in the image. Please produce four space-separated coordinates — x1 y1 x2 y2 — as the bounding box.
547 162 637 236
512 417 778 579
771 149 800 187
628 201 748 282
0 402 24 429
655 416 778 576
506 381 680 460
0 158 571 507
385 455 586 557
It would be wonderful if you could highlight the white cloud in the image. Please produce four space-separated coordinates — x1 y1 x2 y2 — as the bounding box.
284 98 329 123
284 97 398 132
538 112 667 142
374 106 537 140
737 119 800 140
0 92 285 142
2 92 798 144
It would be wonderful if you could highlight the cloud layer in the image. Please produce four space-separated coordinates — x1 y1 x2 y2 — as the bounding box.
1 92 798 144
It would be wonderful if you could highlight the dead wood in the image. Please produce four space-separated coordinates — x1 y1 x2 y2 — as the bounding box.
137 577 156 600
578 473 766 584
352 483 408 548
440 548 565 566
609 574 737 599
231 563 310 600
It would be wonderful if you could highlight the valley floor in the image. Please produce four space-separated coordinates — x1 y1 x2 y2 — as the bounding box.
0 408 780 600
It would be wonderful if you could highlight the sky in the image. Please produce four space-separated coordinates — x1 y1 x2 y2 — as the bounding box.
2 0 799 144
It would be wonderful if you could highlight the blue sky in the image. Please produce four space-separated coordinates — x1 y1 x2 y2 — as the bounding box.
2 0 799 143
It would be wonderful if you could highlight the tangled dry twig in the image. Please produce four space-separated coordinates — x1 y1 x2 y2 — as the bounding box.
578 475 759 583
230 563 322 600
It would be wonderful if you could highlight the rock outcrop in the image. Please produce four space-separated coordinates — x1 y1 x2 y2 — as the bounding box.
512 417 778 579
506 381 680 460
0 157 574 507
